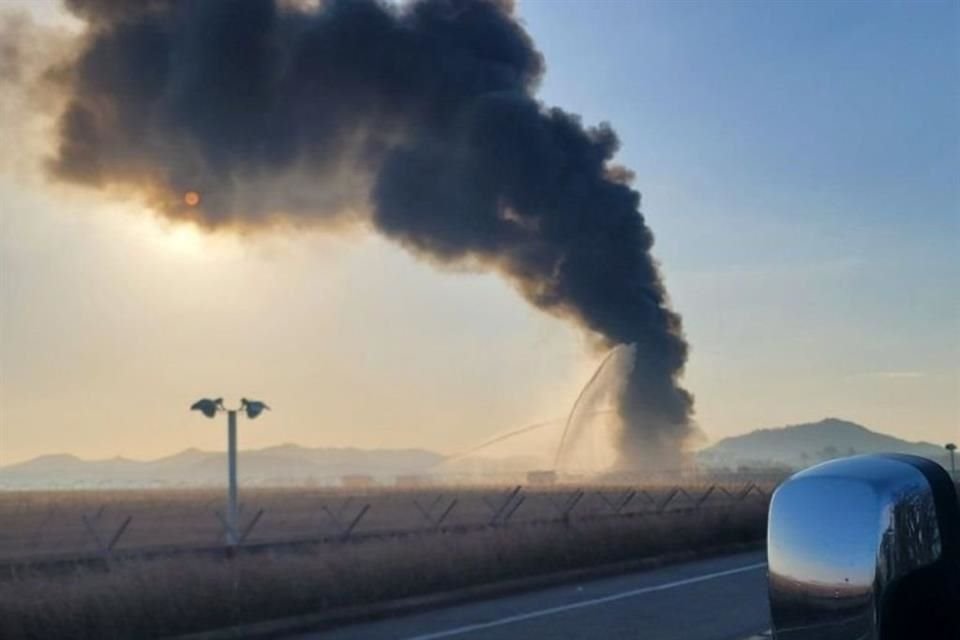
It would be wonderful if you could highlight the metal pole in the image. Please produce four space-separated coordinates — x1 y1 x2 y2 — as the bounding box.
227 410 238 546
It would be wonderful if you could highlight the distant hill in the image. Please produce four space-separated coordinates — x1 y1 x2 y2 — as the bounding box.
0 445 445 489
698 418 949 471
3 418 951 488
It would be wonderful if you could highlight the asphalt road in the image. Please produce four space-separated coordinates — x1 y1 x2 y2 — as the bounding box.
292 551 770 640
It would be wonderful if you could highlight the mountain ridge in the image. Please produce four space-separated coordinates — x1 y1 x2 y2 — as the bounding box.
697 417 947 469
0 444 446 489
1 418 952 488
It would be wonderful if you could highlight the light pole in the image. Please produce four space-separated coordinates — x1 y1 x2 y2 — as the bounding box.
191 397 270 546
946 443 956 479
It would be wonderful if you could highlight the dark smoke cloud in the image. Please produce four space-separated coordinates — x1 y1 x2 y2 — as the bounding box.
50 0 696 469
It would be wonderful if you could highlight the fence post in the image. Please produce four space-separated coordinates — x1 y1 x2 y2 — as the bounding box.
502 495 526 525
657 487 680 513
238 509 265 544
412 499 434 525
413 496 457 530
105 516 132 554
736 482 756 501
320 505 345 532
82 513 132 560
81 514 105 552
549 489 584 524
488 486 523 526
341 504 371 541
565 490 584 524
214 510 237 544
596 491 615 513
617 490 637 513
695 485 716 509
434 498 458 530
638 490 657 507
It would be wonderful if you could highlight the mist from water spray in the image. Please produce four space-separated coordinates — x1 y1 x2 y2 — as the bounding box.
554 344 636 473
441 344 670 476
445 419 561 464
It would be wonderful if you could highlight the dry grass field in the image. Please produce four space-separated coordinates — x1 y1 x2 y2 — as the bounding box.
0 482 770 562
0 494 768 639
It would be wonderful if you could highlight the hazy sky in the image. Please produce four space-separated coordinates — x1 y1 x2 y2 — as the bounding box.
0 0 957 465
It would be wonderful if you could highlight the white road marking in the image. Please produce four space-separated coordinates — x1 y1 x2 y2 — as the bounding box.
401 561 768 640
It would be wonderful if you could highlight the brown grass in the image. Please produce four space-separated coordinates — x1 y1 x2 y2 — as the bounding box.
0 484 767 560
0 502 766 639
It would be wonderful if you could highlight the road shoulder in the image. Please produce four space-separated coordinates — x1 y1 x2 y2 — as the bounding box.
169 542 763 640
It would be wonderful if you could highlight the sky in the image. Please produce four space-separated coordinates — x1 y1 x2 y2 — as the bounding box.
0 0 957 465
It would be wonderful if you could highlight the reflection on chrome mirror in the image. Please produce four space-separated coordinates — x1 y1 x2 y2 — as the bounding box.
768 454 959 640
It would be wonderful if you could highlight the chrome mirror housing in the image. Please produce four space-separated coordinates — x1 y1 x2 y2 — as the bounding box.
768 454 959 640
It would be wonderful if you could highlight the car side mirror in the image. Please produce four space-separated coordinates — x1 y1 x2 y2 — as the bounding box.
767 453 959 640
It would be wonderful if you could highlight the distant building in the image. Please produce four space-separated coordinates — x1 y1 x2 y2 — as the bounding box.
526 470 557 486
340 474 375 489
394 475 429 488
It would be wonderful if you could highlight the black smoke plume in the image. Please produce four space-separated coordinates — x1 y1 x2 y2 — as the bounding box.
50 0 696 469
